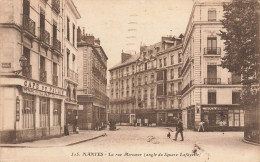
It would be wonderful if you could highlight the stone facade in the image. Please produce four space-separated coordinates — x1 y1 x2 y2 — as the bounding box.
0 0 80 143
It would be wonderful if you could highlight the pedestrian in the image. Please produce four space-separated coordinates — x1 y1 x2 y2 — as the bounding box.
198 121 205 132
173 119 184 141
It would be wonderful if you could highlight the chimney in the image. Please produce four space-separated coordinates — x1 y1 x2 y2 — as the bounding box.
94 38 100 45
77 26 81 42
85 34 95 45
121 52 132 63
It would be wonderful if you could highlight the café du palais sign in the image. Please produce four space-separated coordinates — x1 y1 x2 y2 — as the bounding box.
0 77 66 99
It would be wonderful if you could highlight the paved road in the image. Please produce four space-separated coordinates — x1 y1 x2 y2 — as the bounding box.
0 126 259 162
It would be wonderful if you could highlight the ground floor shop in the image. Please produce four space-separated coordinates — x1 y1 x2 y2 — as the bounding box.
77 95 108 130
183 105 244 131
65 103 78 133
0 79 66 143
156 110 182 127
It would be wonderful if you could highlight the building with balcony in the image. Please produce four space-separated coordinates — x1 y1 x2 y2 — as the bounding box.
0 0 80 143
108 52 139 125
155 36 183 126
180 0 244 131
63 0 81 133
77 28 109 130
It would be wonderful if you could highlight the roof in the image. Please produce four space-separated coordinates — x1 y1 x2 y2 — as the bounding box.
109 53 140 71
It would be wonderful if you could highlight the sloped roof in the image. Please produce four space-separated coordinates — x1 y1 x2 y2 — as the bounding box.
109 53 140 71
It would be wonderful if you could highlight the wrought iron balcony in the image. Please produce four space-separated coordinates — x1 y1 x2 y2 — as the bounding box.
52 38 61 53
204 47 221 55
23 16 35 35
168 91 175 96
40 29 50 45
39 69 47 82
22 65 32 78
67 68 78 82
53 75 58 86
204 78 221 85
228 78 241 85
52 0 60 13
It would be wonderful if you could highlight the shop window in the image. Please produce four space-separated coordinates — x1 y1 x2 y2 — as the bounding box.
208 9 216 21
208 92 216 104
232 92 241 104
39 97 49 127
22 94 34 129
53 99 61 126
228 110 241 127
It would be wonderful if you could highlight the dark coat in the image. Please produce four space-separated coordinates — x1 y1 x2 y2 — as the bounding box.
177 121 183 131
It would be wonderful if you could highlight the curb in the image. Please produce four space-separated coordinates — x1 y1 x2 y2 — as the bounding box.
242 138 260 146
0 134 106 148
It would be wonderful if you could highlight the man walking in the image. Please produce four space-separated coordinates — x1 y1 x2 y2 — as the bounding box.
173 119 184 141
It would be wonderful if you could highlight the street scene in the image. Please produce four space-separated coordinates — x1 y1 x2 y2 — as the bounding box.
0 0 260 161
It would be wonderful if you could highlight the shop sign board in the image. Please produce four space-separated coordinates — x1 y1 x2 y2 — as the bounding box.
202 107 228 111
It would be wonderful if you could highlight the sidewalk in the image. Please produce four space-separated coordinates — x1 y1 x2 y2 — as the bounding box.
0 130 107 148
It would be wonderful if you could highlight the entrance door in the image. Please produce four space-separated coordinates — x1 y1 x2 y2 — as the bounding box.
208 113 216 127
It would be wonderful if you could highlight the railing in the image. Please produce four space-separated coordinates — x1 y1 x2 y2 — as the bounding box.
181 57 190 75
204 78 221 85
204 47 221 55
40 29 50 45
228 78 241 85
22 65 32 78
52 0 60 13
67 68 78 82
52 38 61 53
168 91 175 96
52 75 58 86
23 16 35 35
39 69 47 82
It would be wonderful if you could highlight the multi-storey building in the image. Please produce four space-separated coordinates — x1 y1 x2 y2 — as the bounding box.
77 28 109 130
109 52 138 125
0 0 81 143
156 36 183 126
63 0 80 133
181 0 244 131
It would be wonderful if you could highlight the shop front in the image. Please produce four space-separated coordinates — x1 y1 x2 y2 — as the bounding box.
156 110 182 126
0 78 66 143
65 102 78 133
201 105 244 131
136 109 156 126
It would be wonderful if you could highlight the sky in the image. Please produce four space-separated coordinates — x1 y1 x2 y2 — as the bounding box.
73 0 193 71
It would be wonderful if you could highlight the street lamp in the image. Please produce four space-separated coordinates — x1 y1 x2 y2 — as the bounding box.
14 55 28 75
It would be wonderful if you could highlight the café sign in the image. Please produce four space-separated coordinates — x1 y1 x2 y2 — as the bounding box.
202 107 228 111
23 80 66 98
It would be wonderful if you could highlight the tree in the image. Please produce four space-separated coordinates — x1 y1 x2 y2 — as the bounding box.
219 0 260 107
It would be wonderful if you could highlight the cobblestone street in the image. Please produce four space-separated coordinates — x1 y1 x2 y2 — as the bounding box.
0 126 259 162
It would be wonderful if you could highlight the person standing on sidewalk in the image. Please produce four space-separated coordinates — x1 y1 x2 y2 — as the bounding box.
173 119 184 141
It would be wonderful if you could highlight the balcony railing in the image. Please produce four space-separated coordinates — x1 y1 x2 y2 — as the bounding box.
228 78 241 85
204 78 221 85
39 69 47 82
204 47 221 55
23 16 35 35
53 75 58 86
52 0 60 13
22 65 32 78
52 38 61 53
40 29 50 45
67 68 78 82
168 91 175 96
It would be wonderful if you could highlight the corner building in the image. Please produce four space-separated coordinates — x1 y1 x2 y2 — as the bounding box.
0 0 80 143
181 0 244 131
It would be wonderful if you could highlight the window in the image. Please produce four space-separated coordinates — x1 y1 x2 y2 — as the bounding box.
132 65 135 73
40 56 46 82
208 92 216 104
126 67 129 73
138 77 141 85
171 55 174 65
170 100 174 109
157 84 164 95
39 97 49 127
178 67 181 78
73 24 75 46
228 110 242 127
132 78 135 87
144 76 147 84
23 0 30 17
159 59 162 67
232 92 241 104
53 99 61 126
164 57 167 66
151 74 154 82
22 94 34 128
207 37 217 54
171 69 174 79
67 18 70 41
157 71 164 81
40 11 45 37
159 101 163 109
145 63 147 70
178 53 182 63
208 9 216 21
53 62 58 86
170 83 174 92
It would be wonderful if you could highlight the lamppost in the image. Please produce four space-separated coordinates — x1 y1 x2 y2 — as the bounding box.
14 55 28 75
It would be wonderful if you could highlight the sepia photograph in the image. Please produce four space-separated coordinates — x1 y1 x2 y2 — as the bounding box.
0 0 259 161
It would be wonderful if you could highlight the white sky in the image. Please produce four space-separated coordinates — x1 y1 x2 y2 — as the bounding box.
73 0 193 71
